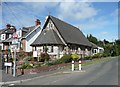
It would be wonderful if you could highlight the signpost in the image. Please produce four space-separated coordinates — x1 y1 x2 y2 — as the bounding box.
12 33 18 77
4 62 12 74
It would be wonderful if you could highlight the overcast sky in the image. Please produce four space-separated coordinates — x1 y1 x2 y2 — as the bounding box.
0 0 119 41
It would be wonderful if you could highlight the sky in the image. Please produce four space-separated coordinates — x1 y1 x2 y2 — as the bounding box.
0 0 119 42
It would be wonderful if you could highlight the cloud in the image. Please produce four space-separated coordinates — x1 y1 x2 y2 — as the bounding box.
101 32 108 35
57 1 98 21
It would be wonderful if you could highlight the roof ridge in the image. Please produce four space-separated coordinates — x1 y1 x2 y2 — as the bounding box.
49 15 80 31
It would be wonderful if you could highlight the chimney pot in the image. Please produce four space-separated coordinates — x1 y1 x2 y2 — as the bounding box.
6 24 11 29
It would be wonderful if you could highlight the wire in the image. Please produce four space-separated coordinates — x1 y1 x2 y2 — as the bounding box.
3 2 25 27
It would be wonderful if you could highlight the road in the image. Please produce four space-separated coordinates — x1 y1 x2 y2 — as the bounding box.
14 57 118 85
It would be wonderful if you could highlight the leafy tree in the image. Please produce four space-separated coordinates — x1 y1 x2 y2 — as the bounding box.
115 39 120 56
87 34 98 45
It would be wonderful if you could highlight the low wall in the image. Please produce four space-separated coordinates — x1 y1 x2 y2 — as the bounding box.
16 63 71 74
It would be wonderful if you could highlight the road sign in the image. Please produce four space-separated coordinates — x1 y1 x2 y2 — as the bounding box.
12 33 18 39
12 39 18 45
4 62 12 66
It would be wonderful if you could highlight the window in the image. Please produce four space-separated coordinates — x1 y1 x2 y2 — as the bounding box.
1 34 6 40
47 46 54 53
48 22 54 29
9 34 12 38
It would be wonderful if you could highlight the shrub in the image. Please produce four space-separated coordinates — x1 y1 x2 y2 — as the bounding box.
46 59 62 66
71 54 79 61
40 53 50 62
84 56 92 60
61 54 72 63
21 64 33 69
92 53 102 59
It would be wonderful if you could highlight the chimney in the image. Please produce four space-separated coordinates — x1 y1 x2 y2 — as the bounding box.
6 24 11 29
35 19 41 26
10 26 16 33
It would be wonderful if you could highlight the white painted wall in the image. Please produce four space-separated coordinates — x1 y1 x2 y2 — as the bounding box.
93 47 104 55
16 30 22 38
26 26 42 52
1 34 6 40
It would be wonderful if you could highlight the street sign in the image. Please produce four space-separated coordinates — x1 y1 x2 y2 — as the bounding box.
12 39 18 45
4 62 12 66
12 33 18 39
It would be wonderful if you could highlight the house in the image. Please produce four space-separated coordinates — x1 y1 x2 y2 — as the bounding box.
90 42 104 55
0 19 42 52
31 15 92 58
19 19 42 52
0 24 16 51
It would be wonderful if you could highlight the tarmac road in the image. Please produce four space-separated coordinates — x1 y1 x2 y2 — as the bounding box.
15 57 119 85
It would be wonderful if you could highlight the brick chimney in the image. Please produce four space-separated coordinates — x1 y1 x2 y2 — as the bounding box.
6 24 11 29
35 19 41 26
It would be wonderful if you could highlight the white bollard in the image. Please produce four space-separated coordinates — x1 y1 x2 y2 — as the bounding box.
79 60 82 71
72 60 74 71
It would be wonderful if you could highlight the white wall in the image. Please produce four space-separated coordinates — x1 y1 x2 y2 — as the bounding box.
16 30 22 38
26 26 41 52
1 34 6 40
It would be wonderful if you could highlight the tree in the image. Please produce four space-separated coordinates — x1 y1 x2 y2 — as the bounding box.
115 39 120 56
87 34 98 45
103 39 109 45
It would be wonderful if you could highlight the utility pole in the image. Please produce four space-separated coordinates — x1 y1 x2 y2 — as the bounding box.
13 46 16 77
12 31 18 77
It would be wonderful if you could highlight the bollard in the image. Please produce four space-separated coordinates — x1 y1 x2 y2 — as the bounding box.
79 60 82 70
72 60 74 71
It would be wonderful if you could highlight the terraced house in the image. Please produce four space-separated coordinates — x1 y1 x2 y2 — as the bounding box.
31 15 93 59
0 19 42 52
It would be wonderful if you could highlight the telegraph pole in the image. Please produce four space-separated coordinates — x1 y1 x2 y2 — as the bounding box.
12 31 18 77
13 46 16 77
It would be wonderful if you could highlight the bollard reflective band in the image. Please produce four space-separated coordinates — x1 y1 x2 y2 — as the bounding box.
79 61 82 64
72 61 74 64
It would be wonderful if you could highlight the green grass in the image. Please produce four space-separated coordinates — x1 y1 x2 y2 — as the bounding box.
68 57 114 69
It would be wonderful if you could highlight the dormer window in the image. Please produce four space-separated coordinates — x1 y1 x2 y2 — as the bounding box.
48 22 54 29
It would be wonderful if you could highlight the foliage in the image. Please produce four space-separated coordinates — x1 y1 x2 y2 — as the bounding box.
87 34 98 45
116 39 120 56
40 52 50 62
61 54 72 63
46 54 73 66
92 53 102 59
21 64 33 69
84 56 92 60
46 59 62 66
23 56 33 61
71 54 80 61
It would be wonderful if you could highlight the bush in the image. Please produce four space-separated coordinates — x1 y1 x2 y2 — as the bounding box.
46 59 62 66
40 53 50 62
21 64 33 69
61 54 72 63
84 56 92 60
71 54 79 61
92 53 102 59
